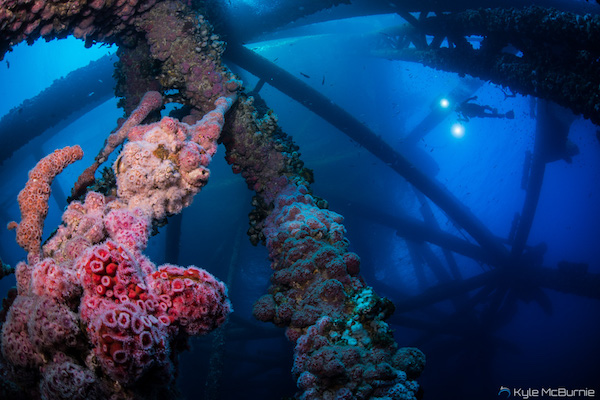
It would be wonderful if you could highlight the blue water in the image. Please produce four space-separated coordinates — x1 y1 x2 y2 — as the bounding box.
1 6 599 400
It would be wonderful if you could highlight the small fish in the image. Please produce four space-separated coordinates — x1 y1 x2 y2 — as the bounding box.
88 92 95 96
300 72 310 78
115 155 123 173
322 76 325 85
273 57 278 62
5 60 9 69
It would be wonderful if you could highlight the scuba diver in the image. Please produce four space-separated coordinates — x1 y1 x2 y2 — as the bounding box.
456 96 515 122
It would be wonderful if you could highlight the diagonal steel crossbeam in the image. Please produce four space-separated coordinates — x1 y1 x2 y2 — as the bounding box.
225 43 510 265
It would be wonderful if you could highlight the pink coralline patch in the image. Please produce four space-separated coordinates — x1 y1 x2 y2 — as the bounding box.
343 252 361 277
211 83 223 97
290 316 421 400
89 0 106 10
253 185 365 332
306 346 345 377
73 25 95 40
221 96 290 203
263 187 346 247
31 0 45 14
24 19 40 35
142 8 183 62
137 1 241 114
253 294 277 322
40 24 54 37
209 71 223 84
0 0 160 59
297 371 318 391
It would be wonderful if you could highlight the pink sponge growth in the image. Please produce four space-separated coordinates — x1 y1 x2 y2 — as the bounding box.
114 96 234 221
30 258 81 301
78 241 168 383
28 296 80 351
104 208 151 252
77 241 144 301
43 191 108 265
1 93 234 395
10 146 83 258
81 296 170 384
40 354 98 400
1 295 80 368
148 265 232 336
1 296 43 368
77 240 231 383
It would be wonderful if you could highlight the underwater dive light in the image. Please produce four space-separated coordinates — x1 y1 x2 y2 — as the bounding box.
451 123 465 138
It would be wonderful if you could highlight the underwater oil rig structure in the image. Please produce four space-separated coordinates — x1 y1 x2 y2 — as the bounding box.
0 0 599 399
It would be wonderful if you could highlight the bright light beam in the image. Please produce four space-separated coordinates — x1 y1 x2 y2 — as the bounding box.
451 123 465 138
439 98 450 109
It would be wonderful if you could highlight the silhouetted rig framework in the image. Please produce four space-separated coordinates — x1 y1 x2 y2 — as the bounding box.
0 1 599 399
